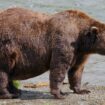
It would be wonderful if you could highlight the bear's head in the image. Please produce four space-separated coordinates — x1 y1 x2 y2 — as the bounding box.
78 26 98 52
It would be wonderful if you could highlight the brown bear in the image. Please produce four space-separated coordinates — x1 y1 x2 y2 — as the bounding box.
0 7 104 99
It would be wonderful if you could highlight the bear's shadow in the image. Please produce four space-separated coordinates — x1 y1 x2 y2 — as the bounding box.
19 90 72 100
19 90 52 100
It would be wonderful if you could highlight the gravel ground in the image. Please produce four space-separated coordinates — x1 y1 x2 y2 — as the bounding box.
0 83 105 105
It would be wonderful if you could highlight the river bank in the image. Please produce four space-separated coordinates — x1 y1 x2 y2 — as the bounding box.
0 83 105 105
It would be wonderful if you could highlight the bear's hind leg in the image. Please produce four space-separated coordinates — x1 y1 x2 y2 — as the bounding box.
68 54 90 94
0 71 13 99
8 80 21 97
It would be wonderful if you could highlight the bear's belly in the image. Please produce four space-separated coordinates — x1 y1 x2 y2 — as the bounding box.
11 48 51 80
12 58 49 80
10 36 51 80
12 63 49 80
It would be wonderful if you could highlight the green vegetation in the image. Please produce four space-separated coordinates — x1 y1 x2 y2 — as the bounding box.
13 80 21 89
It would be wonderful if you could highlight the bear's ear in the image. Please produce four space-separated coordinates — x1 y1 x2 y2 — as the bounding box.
90 26 99 35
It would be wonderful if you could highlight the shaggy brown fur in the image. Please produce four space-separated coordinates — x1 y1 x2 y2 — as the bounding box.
0 7 105 99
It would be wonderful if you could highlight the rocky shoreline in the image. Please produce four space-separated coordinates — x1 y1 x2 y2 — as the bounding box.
0 83 105 105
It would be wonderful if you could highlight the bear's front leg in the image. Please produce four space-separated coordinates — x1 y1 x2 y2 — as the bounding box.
68 54 90 94
50 65 68 99
50 49 72 99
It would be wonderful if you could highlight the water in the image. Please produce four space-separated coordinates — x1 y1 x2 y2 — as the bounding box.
0 0 105 86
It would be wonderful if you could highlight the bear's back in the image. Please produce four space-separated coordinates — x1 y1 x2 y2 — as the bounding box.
0 7 49 39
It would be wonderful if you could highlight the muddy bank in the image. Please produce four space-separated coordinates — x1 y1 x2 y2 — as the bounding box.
0 84 105 105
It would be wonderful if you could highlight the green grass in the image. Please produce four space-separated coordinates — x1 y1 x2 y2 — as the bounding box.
13 80 21 89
